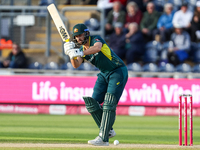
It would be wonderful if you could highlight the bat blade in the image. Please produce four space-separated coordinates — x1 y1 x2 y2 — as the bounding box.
47 3 70 42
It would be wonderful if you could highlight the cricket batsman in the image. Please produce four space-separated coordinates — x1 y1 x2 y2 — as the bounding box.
64 23 128 146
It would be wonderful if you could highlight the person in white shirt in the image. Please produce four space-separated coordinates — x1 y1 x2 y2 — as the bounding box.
167 23 191 66
172 2 193 31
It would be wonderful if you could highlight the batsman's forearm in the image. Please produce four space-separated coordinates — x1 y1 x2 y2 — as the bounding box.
71 57 83 69
83 44 102 55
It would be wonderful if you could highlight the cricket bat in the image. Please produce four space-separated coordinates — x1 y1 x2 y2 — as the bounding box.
47 3 70 43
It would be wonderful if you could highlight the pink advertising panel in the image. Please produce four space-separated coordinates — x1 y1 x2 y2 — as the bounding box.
1 104 200 116
0 76 200 107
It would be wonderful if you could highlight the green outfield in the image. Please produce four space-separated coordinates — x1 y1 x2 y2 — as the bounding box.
0 113 199 150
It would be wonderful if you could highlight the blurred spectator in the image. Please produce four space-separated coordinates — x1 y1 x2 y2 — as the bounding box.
110 0 127 11
140 2 161 42
190 1 200 42
0 43 27 68
97 0 114 16
105 1 126 35
172 1 193 33
125 23 145 64
80 0 98 5
125 1 143 28
109 22 126 60
127 0 152 12
167 23 191 66
154 3 175 43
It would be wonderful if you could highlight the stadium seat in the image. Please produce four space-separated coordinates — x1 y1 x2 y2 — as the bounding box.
159 62 175 72
143 48 159 63
193 49 200 63
144 40 163 63
192 64 200 73
84 18 100 31
143 63 158 72
158 62 175 78
44 62 59 70
142 63 158 77
173 0 182 11
28 62 43 69
60 62 75 70
127 62 142 72
192 64 200 78
145 40 162 51
153 0 164 12
79 63 96 71
189 42 198 61
176 63 192 73
173 63 192 78
188 0 197 11
162 41 170 50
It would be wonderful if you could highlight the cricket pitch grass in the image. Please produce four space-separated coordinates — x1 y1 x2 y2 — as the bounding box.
0 114 199 150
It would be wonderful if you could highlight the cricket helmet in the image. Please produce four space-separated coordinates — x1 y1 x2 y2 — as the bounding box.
72 24 89 37
72 24 90 45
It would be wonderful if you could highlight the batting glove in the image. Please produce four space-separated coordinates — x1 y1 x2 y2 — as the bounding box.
69 49 84 59
64 41 75 55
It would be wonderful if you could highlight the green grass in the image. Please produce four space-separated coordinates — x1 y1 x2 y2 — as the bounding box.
0 114 199 150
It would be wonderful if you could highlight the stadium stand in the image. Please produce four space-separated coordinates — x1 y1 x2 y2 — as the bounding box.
60 62 75 70
79 63 96 71
1 0 200 78
176 63 192 73
44 62 59 70
127 62 142 72
28 62 43 69
193 49 200 63
143 48 159 63
192 63 200 72
142 63 158 77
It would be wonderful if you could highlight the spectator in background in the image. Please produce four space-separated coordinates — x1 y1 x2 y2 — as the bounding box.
172 1 193 33
127 0 152 12
109 22 126 60
97 0 114 16
167 23 191 66
105 1 126 35
110 0 127 11
125 23 145 64
190 1 200 42
140 2 161 42
125 1 143 29
0 43 27 68
154 3 175 43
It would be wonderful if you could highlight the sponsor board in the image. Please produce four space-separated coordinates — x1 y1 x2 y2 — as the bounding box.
128 106 145 116
0 104 38 114
49 105 66 115
0 76 200 107
0 104 200 116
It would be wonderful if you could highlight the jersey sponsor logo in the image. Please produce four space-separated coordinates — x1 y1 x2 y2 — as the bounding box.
88 53 98 62
74 28 78 33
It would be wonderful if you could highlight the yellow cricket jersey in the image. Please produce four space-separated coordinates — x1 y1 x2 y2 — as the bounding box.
80 35 125 73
